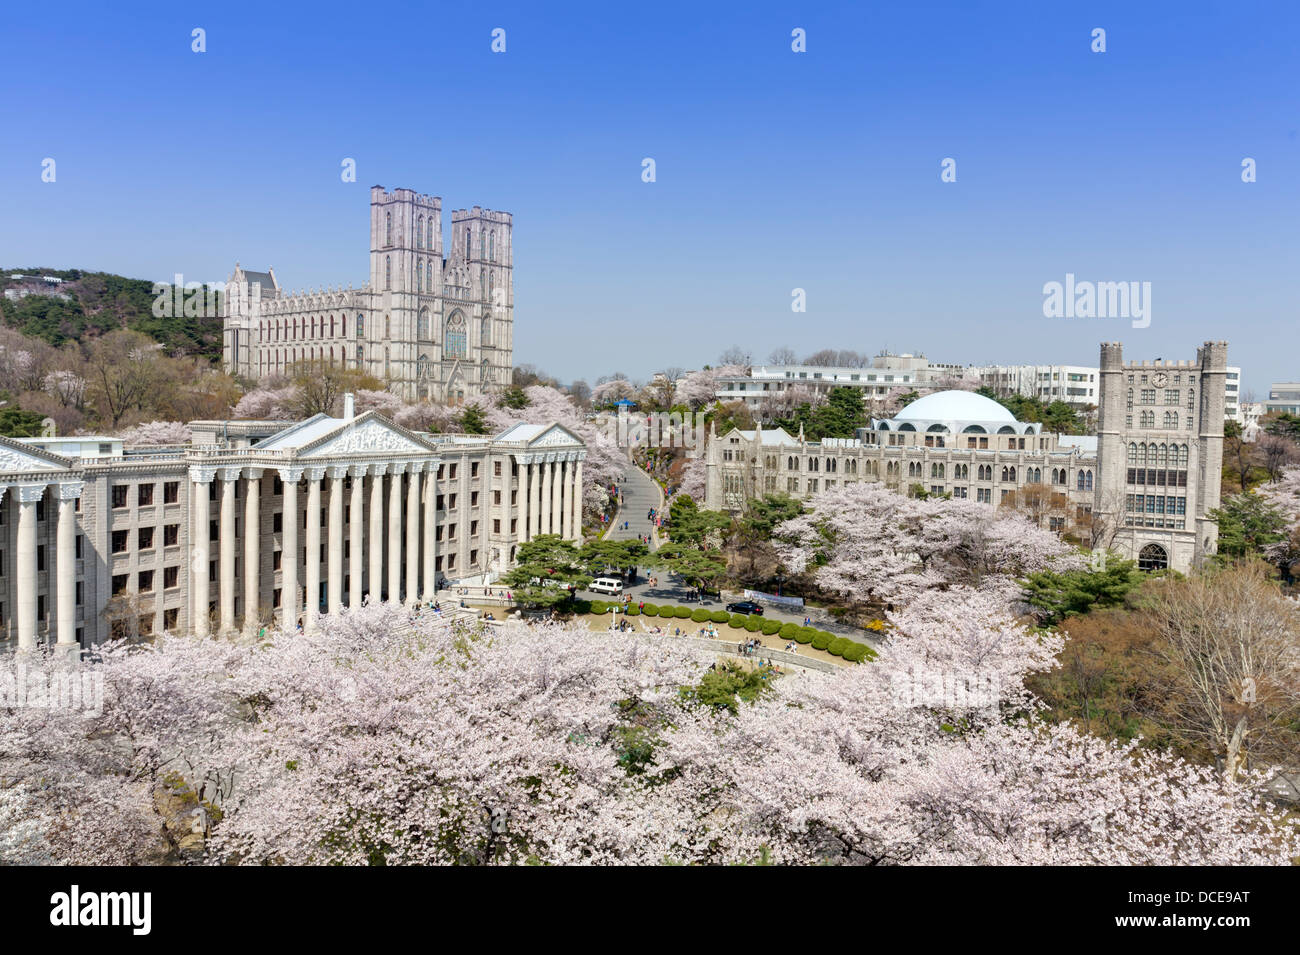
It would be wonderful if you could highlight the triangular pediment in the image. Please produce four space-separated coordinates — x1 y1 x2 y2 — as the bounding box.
297 413 434 458
527 423 583 448
0 436 74 475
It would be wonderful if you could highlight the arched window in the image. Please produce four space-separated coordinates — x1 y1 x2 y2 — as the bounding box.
356 344 364 366
385 212 392 246
417 355 431 380
427 260 432 291
465 227 471 255
1138 543 1168 572
1163 410 1177 428
481 315 490 346
1085 471 1093 490
1077 470 1087 490
428 219 435 251
416 259 423 292
416 215 424 249
385 256 392 290
480 271 486 300
481 357 490 385
356 313 365 338
417 307 430 341
479 230 485 259
445 312 468 360
489 230 495 261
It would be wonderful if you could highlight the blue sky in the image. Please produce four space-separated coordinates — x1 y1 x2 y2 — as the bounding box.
1 0 1296 393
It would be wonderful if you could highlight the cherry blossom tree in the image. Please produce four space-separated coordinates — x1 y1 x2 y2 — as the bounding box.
233 385 298 419
353 388 402 418
674 364 747 410
774 481 1084 608
117 420 193 445
2 604 1294 866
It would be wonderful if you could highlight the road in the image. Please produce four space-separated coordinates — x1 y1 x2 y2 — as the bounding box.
602 464 663 550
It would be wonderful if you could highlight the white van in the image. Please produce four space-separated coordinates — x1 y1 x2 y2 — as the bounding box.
589 577 625 595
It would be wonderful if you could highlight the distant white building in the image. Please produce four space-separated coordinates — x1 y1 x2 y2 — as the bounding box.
1263 382 1300 417
714 353 961 411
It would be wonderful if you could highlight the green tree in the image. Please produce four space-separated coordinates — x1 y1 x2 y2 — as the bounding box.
655 542 727 591
500 535 591 608
666 495 732 548
1210 493 1288 561
740 493 804 539
459 403 490 435
0 406 47 437
499 387 529 410
1021 558 1142 625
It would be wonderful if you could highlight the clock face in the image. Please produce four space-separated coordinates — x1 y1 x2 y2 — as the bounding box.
1152 372 1169 388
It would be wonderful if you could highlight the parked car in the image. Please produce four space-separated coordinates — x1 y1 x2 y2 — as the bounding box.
589 577 625 596
725 600 763 615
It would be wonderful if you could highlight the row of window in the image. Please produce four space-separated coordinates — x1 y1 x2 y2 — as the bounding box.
1125 494 1188 515
1127 468 1189 488
1127 442 1190 467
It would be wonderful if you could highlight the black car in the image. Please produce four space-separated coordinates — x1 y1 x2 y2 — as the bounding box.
725 600 763 615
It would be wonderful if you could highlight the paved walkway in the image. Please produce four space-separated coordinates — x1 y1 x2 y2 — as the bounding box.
602 463 664 550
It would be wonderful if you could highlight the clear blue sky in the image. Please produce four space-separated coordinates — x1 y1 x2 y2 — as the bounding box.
1 0 1295 394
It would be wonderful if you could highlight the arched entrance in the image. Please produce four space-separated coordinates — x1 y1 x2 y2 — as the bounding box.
1138 543 1168 572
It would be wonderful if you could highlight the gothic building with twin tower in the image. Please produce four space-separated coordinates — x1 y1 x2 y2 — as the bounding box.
223 186 513 404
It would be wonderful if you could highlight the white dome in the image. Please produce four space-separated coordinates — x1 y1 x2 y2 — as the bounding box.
894 390 1016 423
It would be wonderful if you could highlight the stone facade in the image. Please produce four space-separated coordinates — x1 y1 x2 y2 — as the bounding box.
0 406 583 652
705 342 1228 575
223 186 513 404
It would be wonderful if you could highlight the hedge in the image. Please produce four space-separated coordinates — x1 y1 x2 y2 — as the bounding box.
795 627 817 644
626 605 641 616
744 617 762 632
779 622 797 639
641 603 658 615
760 619 783 636
728 613 747 629
571 599 592 615
590 600 608 615
710 610 730 624
811 632 833 651
673 606 692 619
827 637 850 657
691 608 710 622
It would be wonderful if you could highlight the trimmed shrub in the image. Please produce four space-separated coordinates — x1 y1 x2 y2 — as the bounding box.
626 605 641 616
827 637 850 657
641 603 658 615
811 631 833 651
728 614 747 629
571 599 592 615
691 608 710 623
779 622 797 639
794 627 816 644
673 606 692 619
760 619 782 636
710 610 730 624
658 605 676 617
744 617 761 633
590 600 608 615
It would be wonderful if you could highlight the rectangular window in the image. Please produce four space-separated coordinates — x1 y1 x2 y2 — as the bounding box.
164 481 179 504
493 519 501 533
112 573 128 595
138 527 154 550
112 486 129 508
164 524 179 546
139 570 154 593
164 566 179 589
138 484 154 506
112 530 129 553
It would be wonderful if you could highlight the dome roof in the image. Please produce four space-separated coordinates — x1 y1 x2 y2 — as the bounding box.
894 390 1016 423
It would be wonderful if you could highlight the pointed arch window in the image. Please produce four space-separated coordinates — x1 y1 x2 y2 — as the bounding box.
385 256 391 290
385 211 392 247
416 215 424 249
489 231 495 261
445 312 468 360
416 259 423 293
481 315 490 346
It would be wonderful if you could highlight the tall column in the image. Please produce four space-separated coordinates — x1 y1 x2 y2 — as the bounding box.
244 469 262 634
328 467 345 615
540 460 552 536
304 468 324 632
15 485 42 650
560 459 572 541
388 464 404 602
571 458 583 544
190 469 214 638
349 465 365 608
405 464 420 605
551 458 563 538
55 482 81 653
422 462 438 601
279 468 302 632
368 465 386 602
528 462 541 538
218 470 238 633
517 456 530 543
